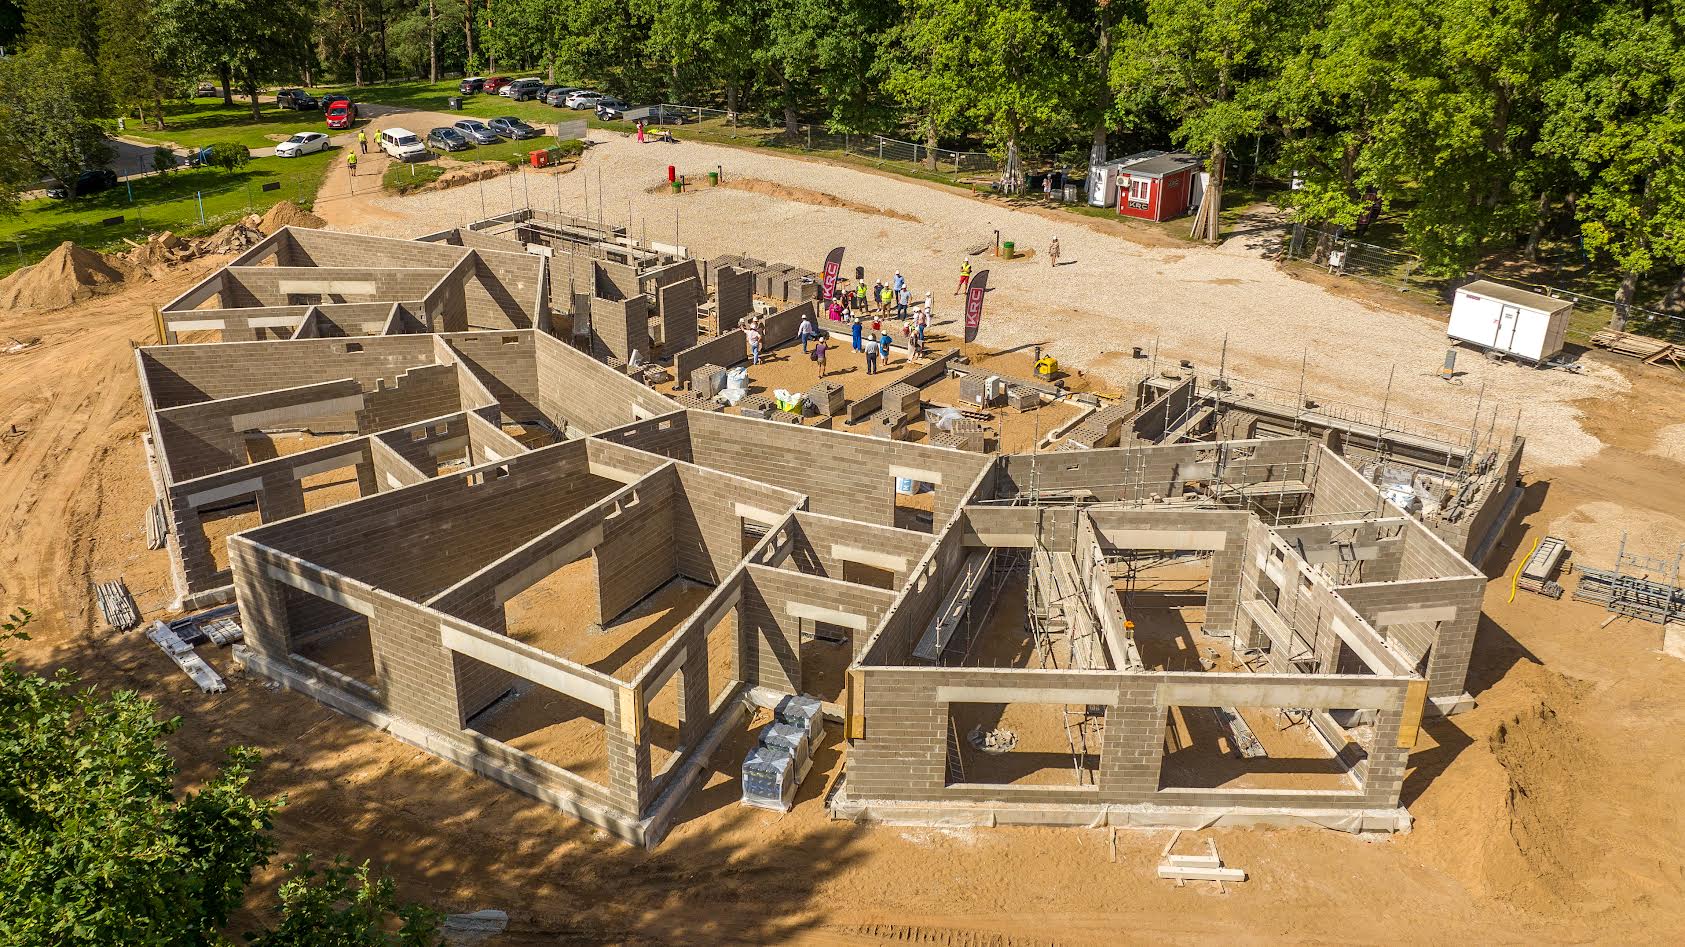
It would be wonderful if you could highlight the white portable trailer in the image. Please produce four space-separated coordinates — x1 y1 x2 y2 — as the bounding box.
1447 280 1574 364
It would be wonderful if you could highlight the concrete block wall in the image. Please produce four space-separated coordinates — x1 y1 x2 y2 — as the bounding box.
656 277 699 354
442 332 543 421
464 411 528 464
995 437 1314 502
221 267 449 309
860 521 969 666
671 464 805 584
370 436 430 490
593 467 680 621
1085 507 1247 633
1308 447 1384 520
686 411 990 529
373 414 472 478
1129 377 1195 443
359 364 463 435
162 305 311 344
465 253 544 330
594 259 641 302
673 328 748 381
1443 434 1524 564
138 336 441 410
1337 575 1484 699
589 417 695 467
279 227 475 270
155 379 365 482
590 295 650 364
714 266 754 331
783 512 934 589
242 439 621 602
846 664 1411 810
533 332 680 434
301 302 403 338
741 564 898 694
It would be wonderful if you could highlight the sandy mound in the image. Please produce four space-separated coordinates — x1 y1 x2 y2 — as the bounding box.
1407 662 1602 911
650 175 923 223
432 162 513 191
0 241 131 312
1549 499 1685 565
259 200 327 234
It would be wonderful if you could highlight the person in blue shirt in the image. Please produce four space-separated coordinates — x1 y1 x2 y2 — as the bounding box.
851 316 864 352
880 329 894 366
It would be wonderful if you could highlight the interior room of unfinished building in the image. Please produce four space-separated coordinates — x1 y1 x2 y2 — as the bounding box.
135 212 1499 847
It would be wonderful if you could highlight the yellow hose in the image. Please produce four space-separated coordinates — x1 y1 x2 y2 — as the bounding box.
1510 535 1540 604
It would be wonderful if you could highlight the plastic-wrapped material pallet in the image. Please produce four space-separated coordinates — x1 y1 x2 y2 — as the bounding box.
883 382 921 415
758 721 811 761
741 746 796 811
776 694 825 744
691 363 727 398
806 381 845 416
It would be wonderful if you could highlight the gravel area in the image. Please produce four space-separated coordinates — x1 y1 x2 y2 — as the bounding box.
341 129 1629 467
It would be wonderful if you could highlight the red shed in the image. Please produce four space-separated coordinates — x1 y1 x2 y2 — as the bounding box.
1109 150 1202 222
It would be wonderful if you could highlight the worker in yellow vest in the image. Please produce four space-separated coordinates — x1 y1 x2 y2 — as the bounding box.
346 150 358 175
955 258 972 295
357 130 367 154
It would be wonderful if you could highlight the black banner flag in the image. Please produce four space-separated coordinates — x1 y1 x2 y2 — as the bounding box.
820 247 845 303
963 270 990 344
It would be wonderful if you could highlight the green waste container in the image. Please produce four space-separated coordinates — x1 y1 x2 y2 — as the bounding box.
1002 240 1015 259
708 171 719 186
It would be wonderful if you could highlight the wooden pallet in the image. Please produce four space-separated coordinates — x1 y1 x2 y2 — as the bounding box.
1589 329 1683 369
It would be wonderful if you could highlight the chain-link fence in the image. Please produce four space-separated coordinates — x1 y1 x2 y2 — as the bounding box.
0 175 320 277
1280 223 1685 342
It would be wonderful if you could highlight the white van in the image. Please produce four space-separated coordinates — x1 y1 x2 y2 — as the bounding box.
379 127 427 162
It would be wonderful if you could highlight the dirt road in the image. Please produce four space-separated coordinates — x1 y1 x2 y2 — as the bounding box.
2 136 1684 943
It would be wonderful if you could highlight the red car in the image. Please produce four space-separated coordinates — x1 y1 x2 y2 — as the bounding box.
483 76 512 95
325 104 353 129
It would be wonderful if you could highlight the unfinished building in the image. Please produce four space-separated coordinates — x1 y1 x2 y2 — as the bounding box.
136 219 1489 847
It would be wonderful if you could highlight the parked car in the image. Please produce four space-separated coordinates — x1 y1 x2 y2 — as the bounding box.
640 105 693 125
488 116 541 140
427 126 471 152
459 77 485 94
564 90 603 109
324 104 353 130
276 88 317 110
506 78 544 101
194 81 217 97
275 131 329 157
482 76 512 95
320 94 356 118
594 97 630 121
379 127 428 162
452 119 501 144
543 86 579 107
46 168 118 199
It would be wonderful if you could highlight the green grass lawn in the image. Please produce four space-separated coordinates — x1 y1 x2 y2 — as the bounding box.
114 97 333 151
0 149 336 276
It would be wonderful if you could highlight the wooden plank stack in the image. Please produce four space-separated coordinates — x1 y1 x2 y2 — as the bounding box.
1589 329 1683 368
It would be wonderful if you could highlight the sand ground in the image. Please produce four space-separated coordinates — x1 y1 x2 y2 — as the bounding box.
2 135 1685 943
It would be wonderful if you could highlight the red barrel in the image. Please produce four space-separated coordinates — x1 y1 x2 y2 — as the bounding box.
668 165 676 183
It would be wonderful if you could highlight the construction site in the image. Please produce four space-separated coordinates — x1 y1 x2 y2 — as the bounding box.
5 131 1685 943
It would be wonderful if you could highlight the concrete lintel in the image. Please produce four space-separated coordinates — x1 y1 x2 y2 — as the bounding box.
831 543 908 574
1372 605 1458 626
425 436 471 458
786 601 869 631
163 318 227 331
887 464 944 486
248 315 308 329
441 623 615 710
936 685 1116 706
276 279 379 295
289 451 367 481
642 647 686 699
229 393 366 432
734 502 786 527
492 524 605 605
264 563 373 616
1156 679 1402 710
186 476 265 509
1094 527 1229 551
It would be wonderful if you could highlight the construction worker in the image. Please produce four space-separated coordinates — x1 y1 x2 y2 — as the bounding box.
955 258 971 295
357 129 367 154
1049 237 1061 267
346 150 358 175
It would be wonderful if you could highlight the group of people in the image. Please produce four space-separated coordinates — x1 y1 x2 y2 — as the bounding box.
787 270 940 379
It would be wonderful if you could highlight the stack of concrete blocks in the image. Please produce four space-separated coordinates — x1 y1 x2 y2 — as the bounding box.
739 394 775 419
771 410 803 425
805 382 845 417
1066 403 1128 449
673 390 723 411
928 431 968 451
872 411 910 441
640 365 672 386
713 266 754 333
691 363 727 398
756 265 792 298
959 373 1005 408
1007 386 1040 410
882 382 921 418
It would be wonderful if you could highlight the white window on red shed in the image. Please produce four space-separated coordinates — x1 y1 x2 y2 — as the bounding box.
1126 177 1151 207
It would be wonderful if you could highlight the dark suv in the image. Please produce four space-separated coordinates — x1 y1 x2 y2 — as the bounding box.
47 168 118 199
459 77 484 94
276 88 317 110
427 127 471 152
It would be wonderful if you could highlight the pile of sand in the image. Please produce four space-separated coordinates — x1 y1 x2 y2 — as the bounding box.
0 241 131 312
259 200 327 234
1407 662 1600 911
430 162 512 192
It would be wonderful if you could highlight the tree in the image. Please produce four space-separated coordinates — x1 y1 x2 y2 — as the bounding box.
0 48 114 197
156 0 313 119
0 610 279 945
0 610 442 945
205 141 252 172
246 856 442 947
152 145 179 174
1541 1 1685 325
100 0 175 130
885 0 976 168
1116 0 1281 241
22 0 99 61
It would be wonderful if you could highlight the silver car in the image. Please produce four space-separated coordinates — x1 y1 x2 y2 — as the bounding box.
453 119 501 144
